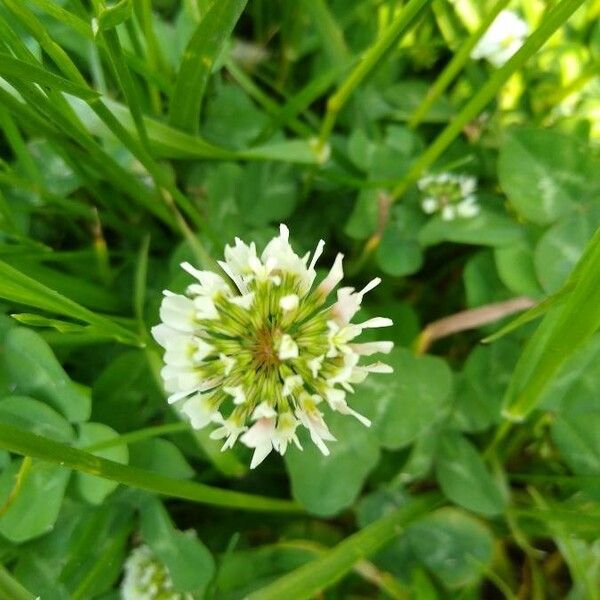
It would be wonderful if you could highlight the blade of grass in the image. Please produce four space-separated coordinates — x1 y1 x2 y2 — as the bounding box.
317 0 432 151
0 424 301 513
168 0 248 133
298 0 349 65
0 566 34 600
253 62 345 145
408 0 511 128
502 226 600 422
0 55 99 100
0 260 142 346
67 95 321 164
225 59 315 139
97 26 150 149
245 493 442 600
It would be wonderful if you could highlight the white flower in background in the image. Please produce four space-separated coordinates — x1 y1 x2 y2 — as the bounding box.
418 173 480 221
470 10 529 68
152 224 393 469
121 544 192 600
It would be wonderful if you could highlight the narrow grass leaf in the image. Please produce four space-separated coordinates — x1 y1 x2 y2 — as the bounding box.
0 55 99 100
245 493 441 600
503 227 600 420
0 260 141 346
0 424 301 513
169 0 248 133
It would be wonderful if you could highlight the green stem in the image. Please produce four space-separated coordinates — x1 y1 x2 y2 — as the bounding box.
390 0 587 203
0 566 34 600
408 0 511 128
83 422 189 453
246 493 442 600
0 424 301 513
316 0 432 150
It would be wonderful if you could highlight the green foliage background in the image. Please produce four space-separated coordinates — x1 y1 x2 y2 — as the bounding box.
0 0 599 598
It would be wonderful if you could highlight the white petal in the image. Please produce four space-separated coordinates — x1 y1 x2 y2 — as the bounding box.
317 253 344 298
229 292 254 310
351 341 394 356
252 402 277 419
159 294 196 332
441 205 456 221
151 324 179 348
224 386 246 405
421 197 438 214
357 317 393 329
280 294 299 312
308 239 325 272
278 334 299 360
282 375 303 397
308 355 325 378
181 394 217 429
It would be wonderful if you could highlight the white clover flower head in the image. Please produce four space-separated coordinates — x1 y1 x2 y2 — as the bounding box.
121 544 192 600
470 10 529 68
152 224 393 469
417 173 480 221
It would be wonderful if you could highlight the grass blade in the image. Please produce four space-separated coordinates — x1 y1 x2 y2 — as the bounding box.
246 493 441 600
0 260 142 346
502 227 600 421
0 424 300 513
168 0 248 133
408 0 511 128
317 0 432 150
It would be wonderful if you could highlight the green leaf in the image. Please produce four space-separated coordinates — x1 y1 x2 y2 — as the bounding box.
75 422 128 504
129 438 194 479
418 210 522 247
534 206 600 293
376 207 425 277
285 412 380 516
356 348 453 450
498 128 600 225
494 239 544 298
0 396 74 443
169 0 248 132
238 163 297 227
435 432 506 516
408 508 494 589
552 412 600 477
4 328 91 423
344 189 379 241
0 460 70 542
140 497 215 592
453 340 520 432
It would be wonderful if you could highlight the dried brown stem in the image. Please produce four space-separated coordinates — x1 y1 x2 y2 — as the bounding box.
415 296 536 354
